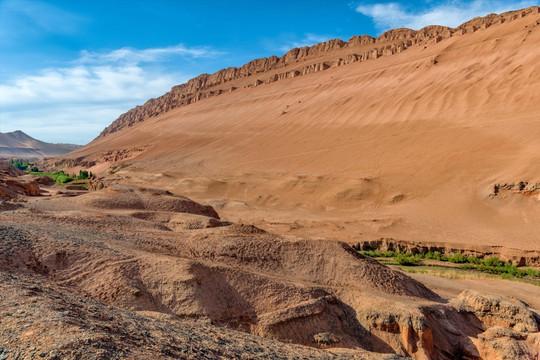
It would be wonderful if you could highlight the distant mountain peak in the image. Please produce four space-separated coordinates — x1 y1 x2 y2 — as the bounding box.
0 130 80 159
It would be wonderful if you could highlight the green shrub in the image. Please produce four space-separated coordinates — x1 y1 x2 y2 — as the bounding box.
483 257 504 267
76 170 93 180
358 250 398 258
467 256 481 264
9 158 31 170
524 268 540 277
448 253 468 263
51 171 73 184
425 251 443 261
395 253 422 266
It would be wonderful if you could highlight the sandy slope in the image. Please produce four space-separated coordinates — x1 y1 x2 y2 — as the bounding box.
59 11 540 252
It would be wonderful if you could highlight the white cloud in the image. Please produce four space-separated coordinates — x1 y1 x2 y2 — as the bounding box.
0 64 180 144
0 44 224 144
278 33 336 52
0 65 180 106
78 44 223 65
355 0 539 32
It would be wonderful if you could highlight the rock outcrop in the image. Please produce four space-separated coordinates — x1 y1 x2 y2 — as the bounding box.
451 291 540 359
0 162 40 200
453 290 539 333
98 6 540 138
78 184 220 219
491 181 540 199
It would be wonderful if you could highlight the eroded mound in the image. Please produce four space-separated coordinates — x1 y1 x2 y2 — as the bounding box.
77 184 219 218
453 290 539 332
1 172 538 359
1 272 399 360
0 163 40 200
0 183 538 360
0 216 437 352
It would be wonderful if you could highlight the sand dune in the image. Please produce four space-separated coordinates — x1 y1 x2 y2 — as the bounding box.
54 8 540 255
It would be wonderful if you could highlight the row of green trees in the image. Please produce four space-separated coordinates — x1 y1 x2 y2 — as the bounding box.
9 158 93 182
9 158 38 172
9 159 94 181
47 170 93 184
358 250 540 278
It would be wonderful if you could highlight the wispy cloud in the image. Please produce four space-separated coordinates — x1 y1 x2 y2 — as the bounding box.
0 65 180 106
78 44 224 65
278 33 336 52
355 0 539 32
0 44 222 144
0 0 85 39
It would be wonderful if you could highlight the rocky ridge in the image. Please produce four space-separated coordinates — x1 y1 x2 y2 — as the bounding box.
98 6 540 138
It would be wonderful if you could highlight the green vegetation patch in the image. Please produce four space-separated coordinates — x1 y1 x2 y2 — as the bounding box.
358 250 540 282
9 158 38 172
28 169 93 186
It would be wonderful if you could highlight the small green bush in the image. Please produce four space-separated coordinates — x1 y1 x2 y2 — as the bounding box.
524 268 540 277
359 250 398 258
483 257 504 267
51 171 73 184
76 170 93 180
425 251 443 261
9 158 32 170
395 253 422 266
448 253 468 263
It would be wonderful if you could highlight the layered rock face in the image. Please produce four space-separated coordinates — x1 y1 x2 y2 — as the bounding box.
98 6 540 138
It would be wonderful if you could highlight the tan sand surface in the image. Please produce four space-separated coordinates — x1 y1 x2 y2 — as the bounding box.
59 10 540 253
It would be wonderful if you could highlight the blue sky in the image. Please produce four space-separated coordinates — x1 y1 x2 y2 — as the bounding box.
1 0 538 144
